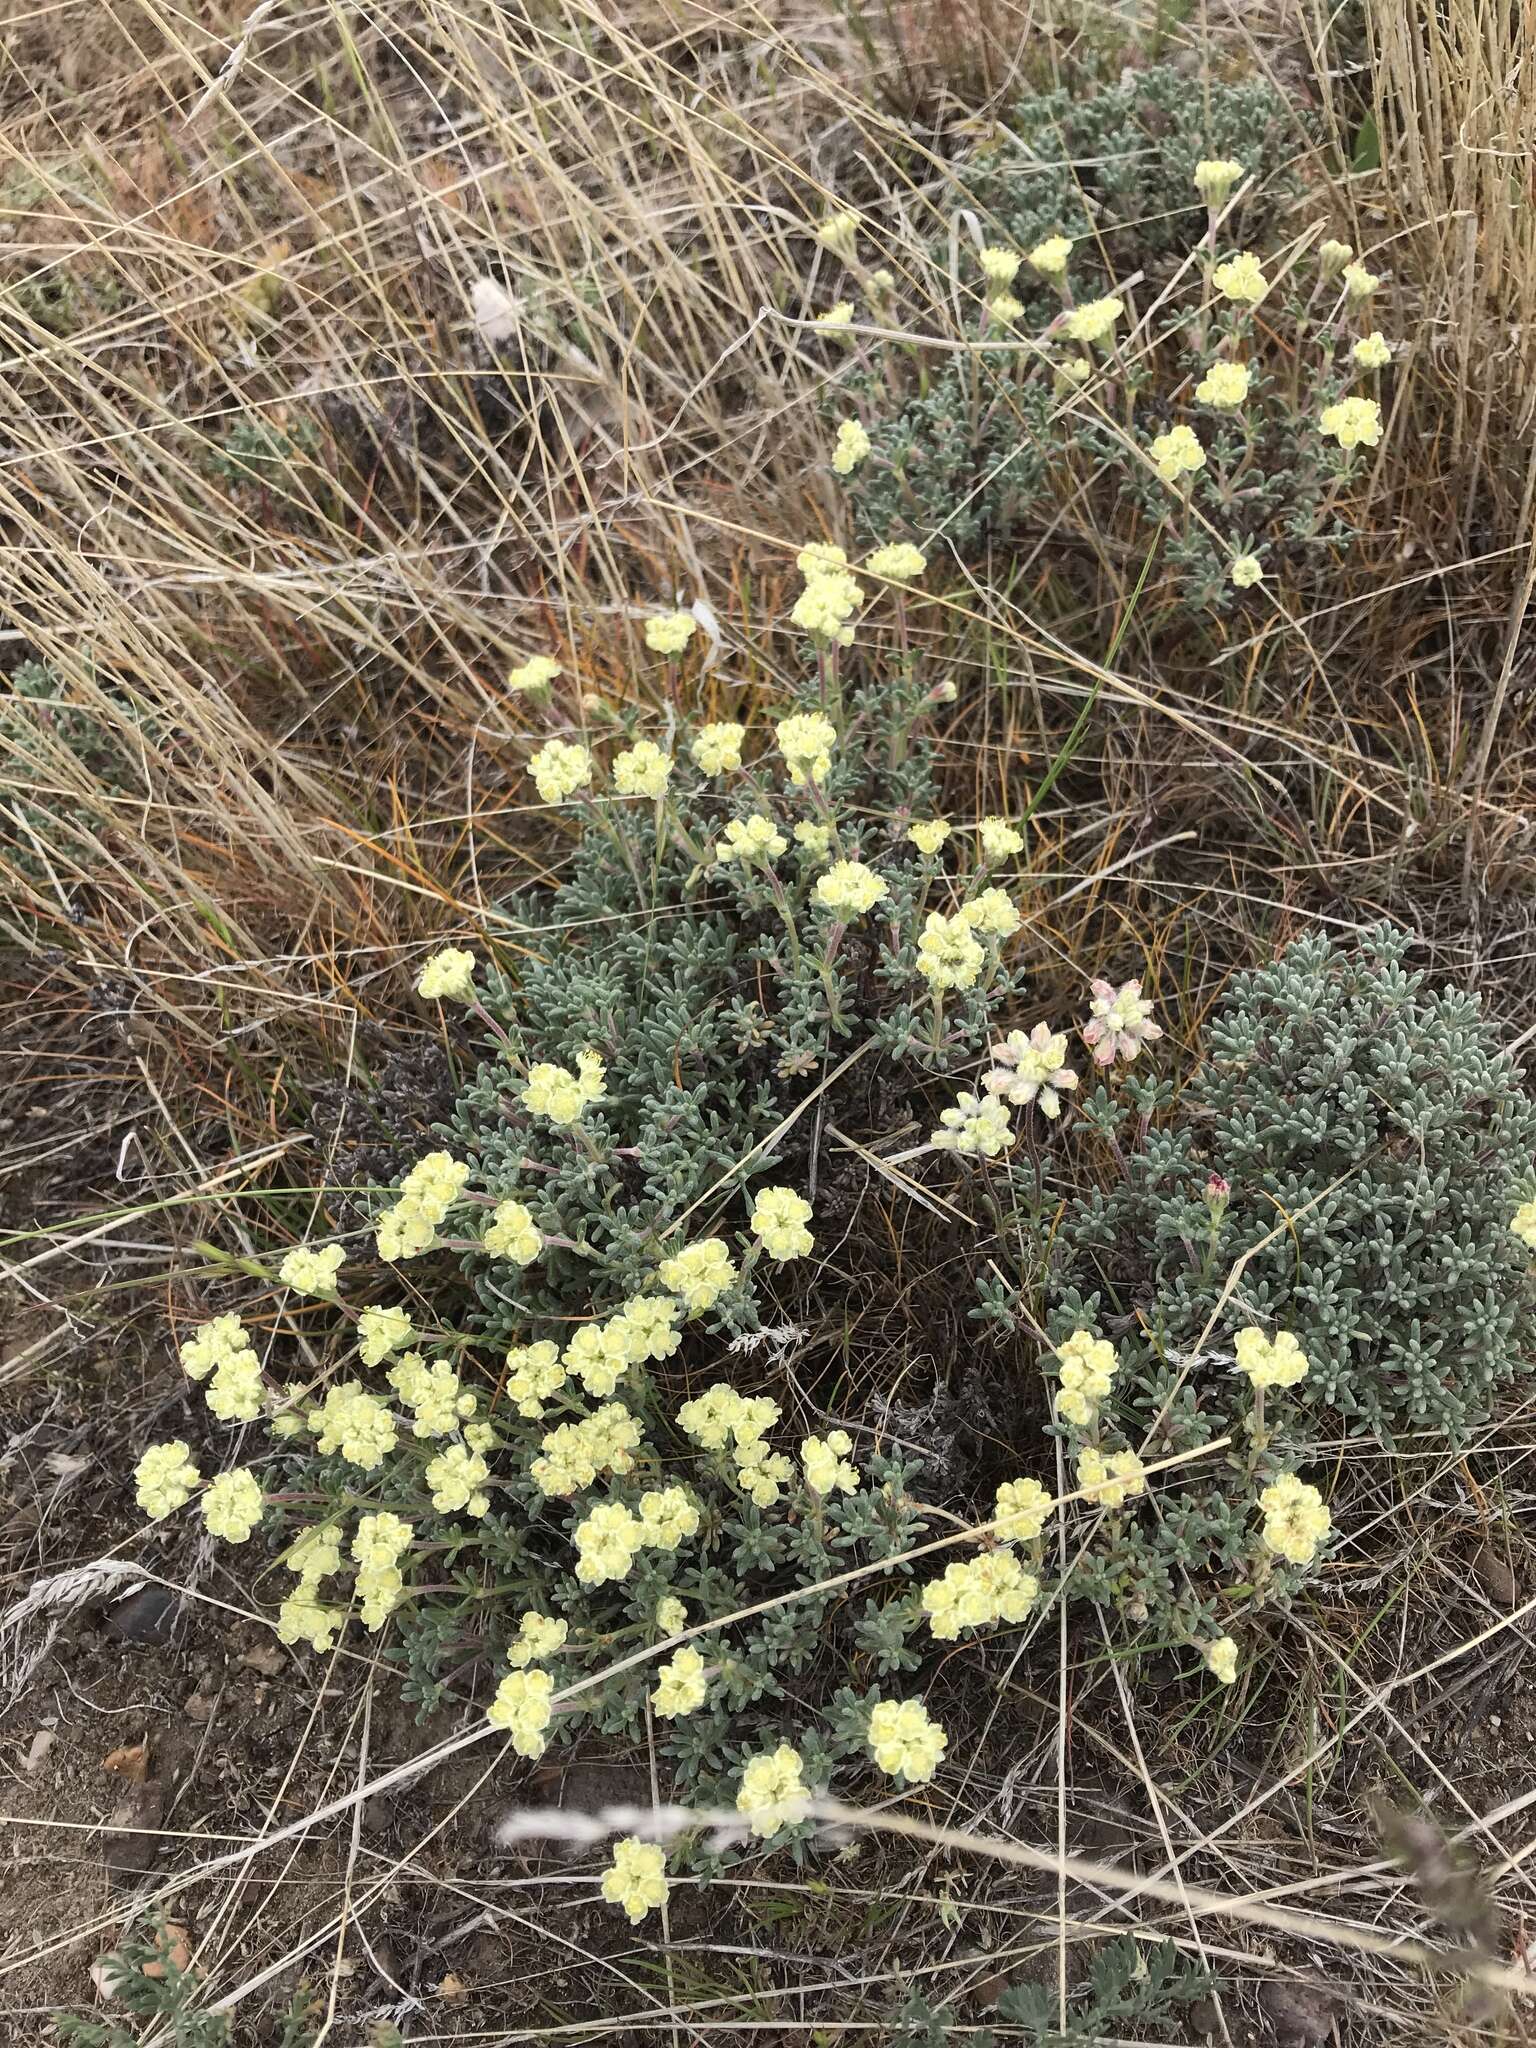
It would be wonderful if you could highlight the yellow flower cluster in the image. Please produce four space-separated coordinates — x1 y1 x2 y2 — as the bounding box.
867 1698 947 1782
202 1467 264 1543
921 1550 1039 1639
751 1186 814 1261
424 1442 491 1515
522 1050 606 1126
487 1667 554 1755
620 1293 684 1360
562 1316 640 1398
1212 251 1267 304
651 1643 710 1718
357 1303 413 1366
655 1594 687 1636
643 612 696 657
775 710 838 786
277 1523 346 1652
1028 234 1073 279
815 210 859 258
1352 331 1392 369
960 886 1021 938
795 820 833 859
531 1403 645 1497
1341 261 1380 301
790 565 863 644
352 1509 413 1629
484 1197 541 1264
931 1091 1013 1158
736 1743 809 1837
310 1383 399 1470
691 721 745 774
1064 294 1122 345
505 1338 565 1417
915 911 984 992
1233 1326 1309 1390
179 1313 264 1422
977 816 1023 860
716 815 788 865
993 1476 1054 1542
1319 396 1382 450
572 1486 700 1586
376 1150 470 1262
1231 554 1264 589
832 418 871 474
135 1439 200 1520
816 301 853 331
1150 423 1206 485
983 1024 1077 1119
1195 359 1249 408
1054 1328 1119 1428
1205 1635 1239 1685
507 652 562 693
1512 1199 1536 1250
802 1429 859 1496
1319 237 1352 274
1193 157 1244 205
865 542 926 582
613 739 673 798
815 859 888 918
388 1351 476 1437
907 818 950 855
277 1584 346 1653
529 737 593 805
600 1836 670 1923
979 245 1020 287
415 945 477 1003
677 1383 790 1506
657 1238 737 1313
279 1242 346 1298
1258 1473 1331 1564
507 1610 568 1668
1076 1445 1146 1509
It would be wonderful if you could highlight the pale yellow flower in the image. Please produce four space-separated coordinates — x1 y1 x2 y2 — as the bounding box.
1027 235 1074 279
1195 359 1250 409
1150 423 1206 485
1064 294 1122 345
1212 251 1268 304
1193 158 1244 206
832 418 871 474
1319 396 1383 450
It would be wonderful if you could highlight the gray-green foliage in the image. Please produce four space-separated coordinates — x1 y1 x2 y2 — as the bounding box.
893 1935 1211 2047
1058 926 1536 1439
838 65 1356 598
1034 926 1536 1636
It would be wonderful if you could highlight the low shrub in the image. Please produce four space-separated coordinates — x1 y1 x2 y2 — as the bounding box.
131 594 1536 1918
1026 924 1536 1647
818 64 1392 617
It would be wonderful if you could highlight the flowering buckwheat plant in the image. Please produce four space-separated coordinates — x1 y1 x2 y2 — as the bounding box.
822 62 1401 617
1007 925 1536 1658
143 639 1194 1905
